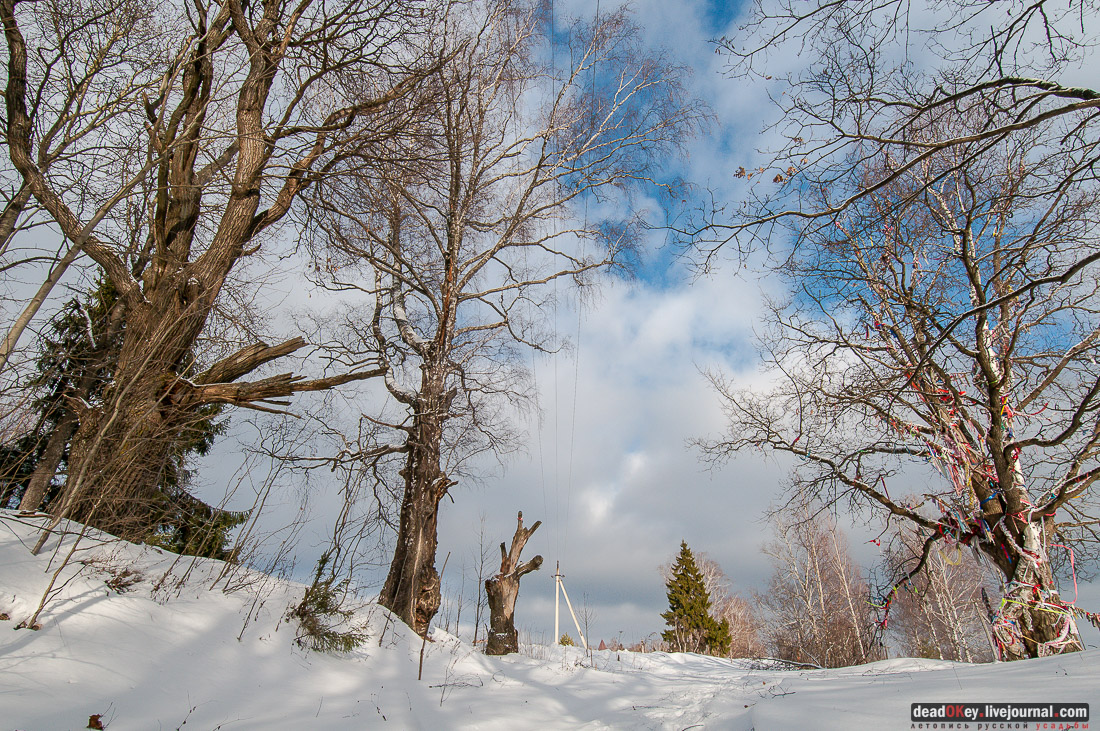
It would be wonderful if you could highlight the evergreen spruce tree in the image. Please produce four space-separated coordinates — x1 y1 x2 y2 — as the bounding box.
0 278 122 511
661 541 732 656
0 278 246 558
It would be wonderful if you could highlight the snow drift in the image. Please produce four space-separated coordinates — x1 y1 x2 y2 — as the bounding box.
0 510 1095 730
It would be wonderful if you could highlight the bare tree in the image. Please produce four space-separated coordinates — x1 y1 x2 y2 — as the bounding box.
884 524 995 663
306 0 704 634
0 0 166 375
691 0 1100 269
719 593 767 660
484 510 542 655
702 123 1098 659
1 0 450 547
756 510 885 668
470 512 493 648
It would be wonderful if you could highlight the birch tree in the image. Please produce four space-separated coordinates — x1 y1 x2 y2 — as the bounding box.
885 525 995 663
757 511 884 668
305 0 704 634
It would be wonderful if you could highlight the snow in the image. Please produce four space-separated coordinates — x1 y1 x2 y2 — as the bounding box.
1 510 1095 731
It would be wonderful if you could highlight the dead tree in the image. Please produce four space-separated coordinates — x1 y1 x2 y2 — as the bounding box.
485 511 542 656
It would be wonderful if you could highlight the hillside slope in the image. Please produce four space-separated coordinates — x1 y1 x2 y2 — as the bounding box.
1 511 1095 730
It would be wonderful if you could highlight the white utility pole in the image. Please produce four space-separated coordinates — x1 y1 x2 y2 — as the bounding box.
554 561 561 641
553 562 587 650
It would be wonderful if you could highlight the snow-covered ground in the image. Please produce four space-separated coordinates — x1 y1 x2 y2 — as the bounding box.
1 510 1095 731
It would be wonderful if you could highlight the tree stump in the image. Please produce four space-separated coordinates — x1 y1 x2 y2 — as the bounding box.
485 511 542 655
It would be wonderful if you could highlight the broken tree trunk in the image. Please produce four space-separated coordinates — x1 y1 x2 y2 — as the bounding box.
485 511 542 656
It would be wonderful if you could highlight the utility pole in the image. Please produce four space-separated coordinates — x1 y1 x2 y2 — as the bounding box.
553 561 587 650
554 561 561 642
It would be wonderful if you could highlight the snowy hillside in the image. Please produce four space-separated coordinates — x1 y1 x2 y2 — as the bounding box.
1 510 1095 731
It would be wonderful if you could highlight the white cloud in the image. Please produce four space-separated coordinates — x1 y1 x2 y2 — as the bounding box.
434 255 787 642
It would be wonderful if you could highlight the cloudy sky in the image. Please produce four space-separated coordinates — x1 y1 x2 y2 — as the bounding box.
191 0 787 646
441 0 782 645
3 0 1097 656
434 0 1100 647
184 0 1100 649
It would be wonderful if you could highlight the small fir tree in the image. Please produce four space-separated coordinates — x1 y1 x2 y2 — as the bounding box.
661 541 732 656
289 552 367 653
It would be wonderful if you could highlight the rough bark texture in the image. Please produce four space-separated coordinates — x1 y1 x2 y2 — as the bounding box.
984 520 1083 660
56 275 216 536
485 511 542 656
378 367 456 636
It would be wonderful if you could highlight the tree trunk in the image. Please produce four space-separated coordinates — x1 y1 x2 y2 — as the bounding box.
378 470 444 637
18 410 75 512
379 369 455 636
55 283 208 539
987 521 1083 660
0 228 77 376
485 511 542 656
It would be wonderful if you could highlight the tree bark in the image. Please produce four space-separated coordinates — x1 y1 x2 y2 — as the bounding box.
485 511 542 656
378 366 456 636
985 520 1083 660
54 271 212 535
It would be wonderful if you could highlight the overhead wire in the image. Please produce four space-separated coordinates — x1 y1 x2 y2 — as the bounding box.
564 0 599 544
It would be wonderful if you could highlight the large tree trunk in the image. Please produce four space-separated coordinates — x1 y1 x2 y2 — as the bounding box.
54 281 212 540
985 520 1083 661
485 511 542 656
379 369 455 636
378 471 444 637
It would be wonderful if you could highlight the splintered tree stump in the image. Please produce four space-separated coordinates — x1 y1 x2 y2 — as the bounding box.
485 511 542 656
